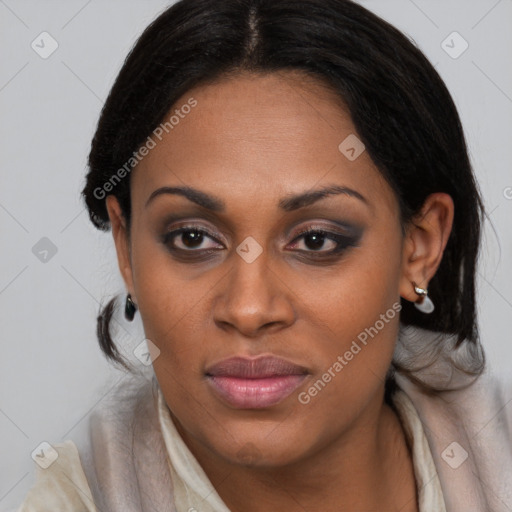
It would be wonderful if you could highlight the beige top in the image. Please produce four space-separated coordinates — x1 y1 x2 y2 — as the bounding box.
17 387 445 512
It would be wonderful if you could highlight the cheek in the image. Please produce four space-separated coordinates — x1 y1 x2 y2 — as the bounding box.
299 226 403 337
129 230 212 360
292 227 403 400
132 247 214 427
131 224 207 314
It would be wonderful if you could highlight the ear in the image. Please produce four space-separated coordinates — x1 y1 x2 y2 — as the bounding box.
105 195 136 303
399 192 454 302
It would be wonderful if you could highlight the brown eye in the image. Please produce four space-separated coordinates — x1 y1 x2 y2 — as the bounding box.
299 232 337 251
163 227 223 252
288 227 359 256
180 229 204 248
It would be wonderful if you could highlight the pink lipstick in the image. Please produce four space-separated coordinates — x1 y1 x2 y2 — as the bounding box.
205 356 308 409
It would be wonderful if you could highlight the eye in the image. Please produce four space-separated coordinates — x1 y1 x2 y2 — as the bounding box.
287 226 359 256
160 222 361 262
162 226 224 252
292 231 338 252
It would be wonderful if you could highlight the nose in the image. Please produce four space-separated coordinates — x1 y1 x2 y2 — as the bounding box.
212 250 296 338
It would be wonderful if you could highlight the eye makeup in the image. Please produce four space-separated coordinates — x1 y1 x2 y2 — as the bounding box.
158 215 364 265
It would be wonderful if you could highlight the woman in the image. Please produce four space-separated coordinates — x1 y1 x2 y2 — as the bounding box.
18 0 512 511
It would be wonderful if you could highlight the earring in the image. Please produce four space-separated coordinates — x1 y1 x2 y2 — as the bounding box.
124 294 137 321
412 282 434 314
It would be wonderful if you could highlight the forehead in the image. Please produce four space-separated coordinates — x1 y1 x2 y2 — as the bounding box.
130 70 396 217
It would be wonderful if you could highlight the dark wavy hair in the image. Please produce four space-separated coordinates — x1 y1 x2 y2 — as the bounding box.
82 0 485 393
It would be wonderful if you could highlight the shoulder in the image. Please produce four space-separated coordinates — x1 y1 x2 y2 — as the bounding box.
17 440 97 512
398 369 512 435
17 374 176 511
397 370 512 510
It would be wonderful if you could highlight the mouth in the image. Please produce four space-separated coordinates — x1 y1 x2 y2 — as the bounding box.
205 356 309 409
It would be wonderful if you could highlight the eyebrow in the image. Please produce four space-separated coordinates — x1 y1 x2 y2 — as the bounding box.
144 184 368 212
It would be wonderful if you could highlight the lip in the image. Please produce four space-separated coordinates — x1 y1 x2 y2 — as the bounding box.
205 356 308 409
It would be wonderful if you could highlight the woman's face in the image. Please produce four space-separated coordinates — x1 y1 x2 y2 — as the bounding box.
109 70 411 467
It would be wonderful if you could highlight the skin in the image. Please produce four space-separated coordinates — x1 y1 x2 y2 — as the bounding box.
106 70 454 512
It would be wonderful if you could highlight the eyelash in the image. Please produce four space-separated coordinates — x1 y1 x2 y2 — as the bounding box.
161 224 359 260
289 225 357 256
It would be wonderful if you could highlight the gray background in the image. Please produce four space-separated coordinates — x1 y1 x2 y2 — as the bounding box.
1 0 511 509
